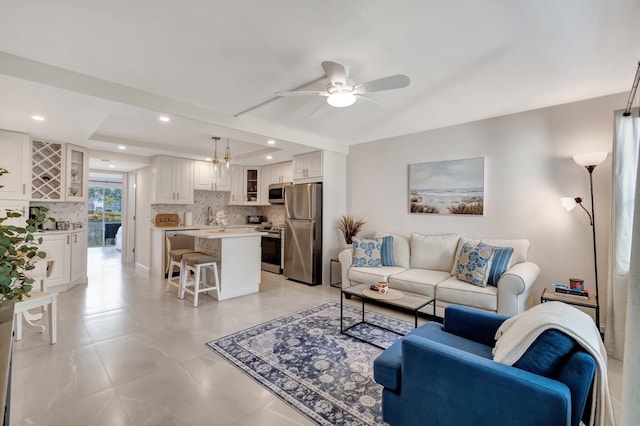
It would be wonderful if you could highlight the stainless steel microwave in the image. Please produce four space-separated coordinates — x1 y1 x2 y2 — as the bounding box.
268 183 291 204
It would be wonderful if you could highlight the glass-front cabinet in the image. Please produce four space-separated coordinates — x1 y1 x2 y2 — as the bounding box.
66 144 88 201
245 168 260 205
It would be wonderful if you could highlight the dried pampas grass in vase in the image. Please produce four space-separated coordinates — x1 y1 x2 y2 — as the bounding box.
338 215 366 245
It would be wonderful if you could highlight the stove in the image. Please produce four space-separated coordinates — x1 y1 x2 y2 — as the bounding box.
256 225 284 273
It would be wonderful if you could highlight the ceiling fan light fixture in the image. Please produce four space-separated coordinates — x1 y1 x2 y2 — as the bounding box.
327 92 356 108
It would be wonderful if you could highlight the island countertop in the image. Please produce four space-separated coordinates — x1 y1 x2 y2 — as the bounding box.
178 229 266 239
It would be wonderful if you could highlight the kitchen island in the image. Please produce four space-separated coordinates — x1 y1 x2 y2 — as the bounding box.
178 229 265 301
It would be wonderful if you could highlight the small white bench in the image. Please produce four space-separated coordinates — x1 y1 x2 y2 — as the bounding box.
14 292 58 344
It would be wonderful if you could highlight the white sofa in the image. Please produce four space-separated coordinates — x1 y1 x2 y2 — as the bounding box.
338 232 540 317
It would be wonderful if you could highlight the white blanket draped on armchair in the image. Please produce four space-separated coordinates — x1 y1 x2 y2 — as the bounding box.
493 301 615 426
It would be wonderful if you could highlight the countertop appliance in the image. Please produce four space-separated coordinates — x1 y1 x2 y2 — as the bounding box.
284 183 322 285
268 182 291 204
247 215 265 224
256 224 284 274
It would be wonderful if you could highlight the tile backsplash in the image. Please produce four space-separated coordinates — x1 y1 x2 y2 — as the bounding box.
151 191 285 226
30 202 87 228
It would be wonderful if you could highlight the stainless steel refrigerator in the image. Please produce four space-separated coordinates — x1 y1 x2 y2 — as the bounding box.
284 183 322 285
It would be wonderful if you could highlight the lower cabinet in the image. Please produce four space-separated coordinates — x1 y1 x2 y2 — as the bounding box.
39 231 87 289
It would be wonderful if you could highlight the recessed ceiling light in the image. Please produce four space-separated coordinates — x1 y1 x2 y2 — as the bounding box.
159 116 170 122
266 155 273 160
32 115 45 121
108 164 116 168
205 157 212 162
267 140 275 145
118 145 126 150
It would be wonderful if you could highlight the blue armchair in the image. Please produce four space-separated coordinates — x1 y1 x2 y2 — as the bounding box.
373 306 596 426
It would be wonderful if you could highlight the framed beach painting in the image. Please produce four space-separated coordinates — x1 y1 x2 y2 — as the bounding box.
408 157 484 215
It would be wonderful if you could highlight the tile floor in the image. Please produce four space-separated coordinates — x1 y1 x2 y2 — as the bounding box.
9 247 624 425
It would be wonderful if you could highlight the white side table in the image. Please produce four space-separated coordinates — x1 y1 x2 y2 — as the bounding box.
14 292 58 344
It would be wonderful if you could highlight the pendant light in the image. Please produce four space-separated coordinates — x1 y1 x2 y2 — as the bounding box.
211 137 220 169
224 138 232 169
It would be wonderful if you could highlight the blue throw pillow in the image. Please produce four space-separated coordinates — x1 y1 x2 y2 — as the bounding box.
352 237 383 267
381 236 395 266
455 243 494 287
513 329 576 378
478 243 514 286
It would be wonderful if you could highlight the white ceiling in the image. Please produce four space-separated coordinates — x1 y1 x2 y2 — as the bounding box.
0 1 638 172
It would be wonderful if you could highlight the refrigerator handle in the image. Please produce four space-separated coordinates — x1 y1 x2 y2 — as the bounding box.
312 222 316 240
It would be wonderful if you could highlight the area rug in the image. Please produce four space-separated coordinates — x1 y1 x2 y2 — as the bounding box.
206 300 413 425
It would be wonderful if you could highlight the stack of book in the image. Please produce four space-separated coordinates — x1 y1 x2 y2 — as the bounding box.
553 284 589 299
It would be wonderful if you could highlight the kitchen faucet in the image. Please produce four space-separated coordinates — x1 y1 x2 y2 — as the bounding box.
206 206 213 225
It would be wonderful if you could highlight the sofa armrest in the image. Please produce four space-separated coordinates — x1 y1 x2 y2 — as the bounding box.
497 261 540 316
338 248 354 289
443 305 509 347
396 336 571 426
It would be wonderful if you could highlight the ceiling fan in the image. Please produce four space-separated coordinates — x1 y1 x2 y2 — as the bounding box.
275 61 411 108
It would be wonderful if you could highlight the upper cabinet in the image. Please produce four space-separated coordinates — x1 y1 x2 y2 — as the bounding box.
31 140 64 201
270 161 293 184
293 151 323 182
65 144 88 201
0 130 30 200
194 161 232 192
152 156 194 204
228 166 261 205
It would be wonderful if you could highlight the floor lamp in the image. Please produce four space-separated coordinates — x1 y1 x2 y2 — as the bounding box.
560 151 608 334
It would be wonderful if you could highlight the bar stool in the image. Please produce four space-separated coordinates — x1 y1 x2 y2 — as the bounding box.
180 252 220 307
165 235 197 296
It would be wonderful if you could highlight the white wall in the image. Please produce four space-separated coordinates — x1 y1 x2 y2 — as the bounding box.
347 92 626 325
134 166 151 271
322 150 347 284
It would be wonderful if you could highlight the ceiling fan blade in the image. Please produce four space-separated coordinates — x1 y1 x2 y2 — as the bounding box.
355 95 384 108
321 61 348 86
275 90 329 97
355 74 411 94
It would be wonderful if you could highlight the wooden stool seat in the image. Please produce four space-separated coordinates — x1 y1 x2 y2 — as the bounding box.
180 252 220 307
165 235 197 296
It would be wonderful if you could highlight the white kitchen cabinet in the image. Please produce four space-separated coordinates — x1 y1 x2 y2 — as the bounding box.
0 130 30 200
260 165 272 205
229 165 244 205
31 140 64 201
39 233 71 288
244 167 261 205
153 156 194 204
293 151 323 182
194 161 232 191
65 144 88 201
39 231 87 289
271 161 293 184
70 231 87 283
0 200 29 226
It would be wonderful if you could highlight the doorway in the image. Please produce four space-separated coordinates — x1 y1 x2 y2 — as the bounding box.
88 173 123 251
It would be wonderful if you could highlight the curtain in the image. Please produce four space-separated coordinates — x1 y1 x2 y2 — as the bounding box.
605 108 639 359
607 108 640 425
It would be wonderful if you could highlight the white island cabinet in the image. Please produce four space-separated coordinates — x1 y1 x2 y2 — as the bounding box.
179 229 264 301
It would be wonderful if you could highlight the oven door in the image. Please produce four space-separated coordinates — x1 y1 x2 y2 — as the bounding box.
261 234 282 273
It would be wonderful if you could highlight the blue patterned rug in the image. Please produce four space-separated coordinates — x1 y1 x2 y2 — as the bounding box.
206 300 413 425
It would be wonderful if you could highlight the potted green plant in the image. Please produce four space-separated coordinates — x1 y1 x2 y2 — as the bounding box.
0 206 51 301
337 215 366 245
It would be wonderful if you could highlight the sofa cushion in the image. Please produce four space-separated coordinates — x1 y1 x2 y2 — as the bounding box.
352 237 383 267
373 322 493 391
454 243 495 287
349 266 406 285
478 243 514 286
436 276 498 311
513 329 577 378
381 235 395 266
479 238 530 269
389 269 451 298
410 233 459 272
374 232 410 269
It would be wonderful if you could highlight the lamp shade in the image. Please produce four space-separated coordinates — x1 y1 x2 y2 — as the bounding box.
560 197 577 211
573 152 608 167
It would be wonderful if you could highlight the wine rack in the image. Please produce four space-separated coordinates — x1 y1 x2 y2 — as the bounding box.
32 140 63 200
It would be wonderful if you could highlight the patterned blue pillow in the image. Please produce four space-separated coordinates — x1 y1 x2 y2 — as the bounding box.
455 243 495 287
381 236 395 266
352 237 383 267
478 243 514 286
